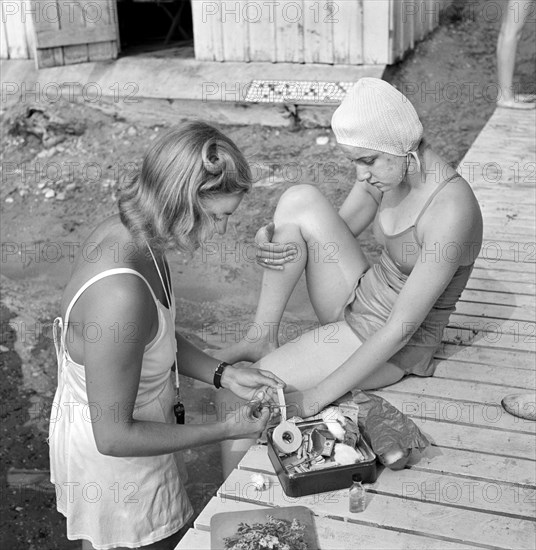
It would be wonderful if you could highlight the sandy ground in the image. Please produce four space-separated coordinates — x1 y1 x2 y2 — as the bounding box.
1 1 535 548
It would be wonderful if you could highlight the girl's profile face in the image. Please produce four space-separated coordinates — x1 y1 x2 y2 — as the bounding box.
203 192 245 237
338 144 407 192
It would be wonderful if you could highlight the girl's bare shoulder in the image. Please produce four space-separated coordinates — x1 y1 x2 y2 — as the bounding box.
420 171 483 257
61 218 153 318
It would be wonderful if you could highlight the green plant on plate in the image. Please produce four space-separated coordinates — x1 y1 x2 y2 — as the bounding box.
223 516 308 550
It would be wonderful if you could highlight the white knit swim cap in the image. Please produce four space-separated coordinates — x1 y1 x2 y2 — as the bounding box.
332 78 423 157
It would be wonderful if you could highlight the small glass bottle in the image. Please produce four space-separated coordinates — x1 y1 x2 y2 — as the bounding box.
349 473 366 513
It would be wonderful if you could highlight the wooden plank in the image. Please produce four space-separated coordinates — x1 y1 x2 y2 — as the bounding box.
24 0 35 58
480 240 536 258
36 23 116 48
219 0 248 61
448 315 535 344
362 0 391 64
376 376 535 410
461 285 536 310
32 0 118 67
303 0 333 64
274 1 303 63
302 0 325 64
372 468 536 518
461 288 535 308
411 417 535 460
416 0 426 42
0 16 8 59
482 239 536 252
87 0 116 62
32 0 64 67
246 0 276 62
473 188 536 199
404 0 416 50
389 0 401 62
239 445 536 491
2 0 30 58
332 0 363 65
194 496 484 550
191 0 220 60
478 203 536 214
471 266 536 284
110 0 119 56
219 469 535 549
483 231 536 243
477 197 535 208
448 316 535 340
425 0 438 34
480 214 535 226
411 446 536 487
374 390 536 434
433 359 535 388
474 257 536 274
60 1 88 66
436 343 535 369
453 301 535 323
479 225 535 236
464 278 535 296
475 194 535 205
481 220 535 231
175 528 210 550
474 188 536 199
442 327 535 353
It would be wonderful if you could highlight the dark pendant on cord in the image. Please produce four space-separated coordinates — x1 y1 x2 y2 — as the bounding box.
174 388 185 424
174 400 185 424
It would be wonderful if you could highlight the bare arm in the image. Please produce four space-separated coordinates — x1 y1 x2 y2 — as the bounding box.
81 275 269 457
176 331 284 401
338 180 381 237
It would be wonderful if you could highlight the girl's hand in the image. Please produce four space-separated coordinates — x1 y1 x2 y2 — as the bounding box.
221 365 285 402
224 402 272 440
255 222 298 270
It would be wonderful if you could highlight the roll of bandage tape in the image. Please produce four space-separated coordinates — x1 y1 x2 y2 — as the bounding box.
272 420 302 454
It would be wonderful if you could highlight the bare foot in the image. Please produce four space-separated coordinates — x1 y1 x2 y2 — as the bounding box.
501 393 536 421
497 97 536 110
516 93 536 103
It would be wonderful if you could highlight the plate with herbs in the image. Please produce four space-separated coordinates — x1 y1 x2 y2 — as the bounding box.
210 506 319 550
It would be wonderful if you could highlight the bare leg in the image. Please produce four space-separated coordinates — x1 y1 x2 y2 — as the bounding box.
215 185 370 363
497 0 535 108
218 321 405 477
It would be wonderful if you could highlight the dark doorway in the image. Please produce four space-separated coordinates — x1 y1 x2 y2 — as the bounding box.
117 0 194 58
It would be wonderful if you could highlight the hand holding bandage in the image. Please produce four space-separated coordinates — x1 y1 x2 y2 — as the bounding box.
271 388 304 454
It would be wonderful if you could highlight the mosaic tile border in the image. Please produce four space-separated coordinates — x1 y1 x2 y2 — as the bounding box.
244 80 354 104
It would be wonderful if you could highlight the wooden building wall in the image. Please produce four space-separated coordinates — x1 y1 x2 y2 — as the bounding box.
192 0 453 65
2 0 453 65
1 0 119 67
391 0 452 63
1 0 35 59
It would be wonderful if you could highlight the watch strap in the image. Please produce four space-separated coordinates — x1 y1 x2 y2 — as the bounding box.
213 361 230 389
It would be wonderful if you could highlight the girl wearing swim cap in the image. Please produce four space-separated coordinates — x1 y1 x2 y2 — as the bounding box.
214 79 483 476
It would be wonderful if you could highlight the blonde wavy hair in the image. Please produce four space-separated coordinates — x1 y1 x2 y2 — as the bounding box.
118 122 252 253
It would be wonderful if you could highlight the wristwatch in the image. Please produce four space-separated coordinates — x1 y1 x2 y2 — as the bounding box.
213 361 230 389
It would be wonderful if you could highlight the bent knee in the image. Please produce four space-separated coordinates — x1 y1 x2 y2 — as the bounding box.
277 184 328 217
279 184 326 209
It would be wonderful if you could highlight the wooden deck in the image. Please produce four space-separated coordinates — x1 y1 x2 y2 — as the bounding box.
176 106 536 549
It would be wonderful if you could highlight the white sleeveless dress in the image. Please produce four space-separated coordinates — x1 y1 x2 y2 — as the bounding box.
49 267 193 549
